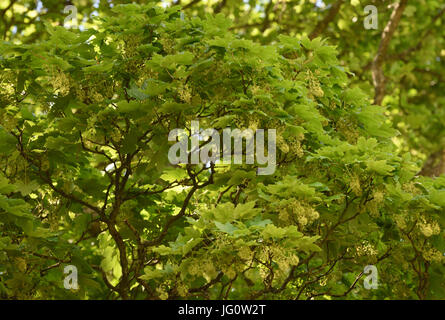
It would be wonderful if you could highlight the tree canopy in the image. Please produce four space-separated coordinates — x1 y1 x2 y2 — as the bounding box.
0 0 444 300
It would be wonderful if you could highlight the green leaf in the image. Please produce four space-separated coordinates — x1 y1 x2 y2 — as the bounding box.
366 160 394 176
214 221 237 235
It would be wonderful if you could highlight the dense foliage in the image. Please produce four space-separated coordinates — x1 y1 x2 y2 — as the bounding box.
0 1 444 300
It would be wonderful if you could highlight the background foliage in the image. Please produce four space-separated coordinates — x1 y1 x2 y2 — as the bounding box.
0 0 444 300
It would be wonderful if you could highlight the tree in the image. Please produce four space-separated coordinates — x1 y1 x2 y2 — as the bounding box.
0 1 444 300
4 1 444 176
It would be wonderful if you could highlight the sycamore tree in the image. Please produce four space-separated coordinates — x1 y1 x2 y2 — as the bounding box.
173 0 445 178
0 2 444 300
2 2 444 171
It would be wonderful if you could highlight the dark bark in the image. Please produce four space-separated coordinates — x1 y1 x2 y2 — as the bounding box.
372 0 408 105
309 0 344 40
419 149 445 177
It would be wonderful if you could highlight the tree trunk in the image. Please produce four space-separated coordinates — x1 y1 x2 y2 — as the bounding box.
419 149 445 177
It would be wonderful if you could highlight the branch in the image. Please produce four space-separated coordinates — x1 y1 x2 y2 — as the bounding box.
182 0 201 10
189 272 224 293
309 0 344 40
214 0 227 14
261 0 274 32
143 164 215 247
372 0 408 105
0 0 17 18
